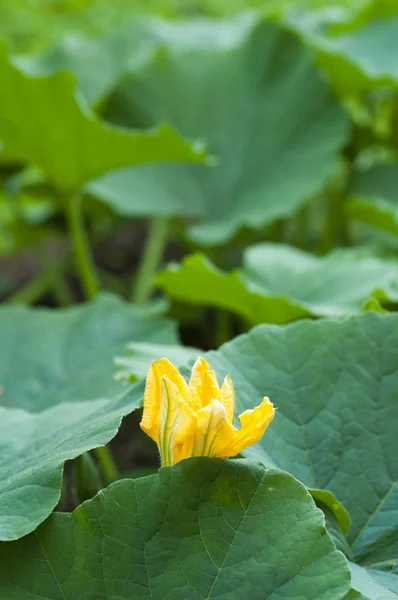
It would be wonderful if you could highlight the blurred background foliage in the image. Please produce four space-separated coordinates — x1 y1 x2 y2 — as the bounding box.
1 0 398 349
1 0 398 52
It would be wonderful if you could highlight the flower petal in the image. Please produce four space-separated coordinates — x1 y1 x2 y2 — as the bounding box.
189 357 221 408
217 396 275 458
140 357 191 443
158 376 196 466
220 375 236 423
192 398 235 457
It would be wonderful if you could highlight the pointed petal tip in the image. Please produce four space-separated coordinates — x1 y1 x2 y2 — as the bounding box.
191 356 211 372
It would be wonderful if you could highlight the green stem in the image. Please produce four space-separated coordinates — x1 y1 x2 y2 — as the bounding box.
132 217 170 305
8 272 52 305
216 310 231 347
64 193 119 482
64 194 98 300
50 273 74 307
35 245 73 307
94 446 119 484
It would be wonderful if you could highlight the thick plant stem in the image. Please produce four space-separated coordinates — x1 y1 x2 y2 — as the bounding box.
64 193 119 482
65 194 98 300
132 217 170 305
95 446 119 484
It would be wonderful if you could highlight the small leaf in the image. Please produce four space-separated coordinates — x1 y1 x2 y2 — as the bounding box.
310 488 351 536
347 164 398 238
347 196 398 238
156 246 398 325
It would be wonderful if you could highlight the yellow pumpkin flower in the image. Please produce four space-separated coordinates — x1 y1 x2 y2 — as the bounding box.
140 357 275 466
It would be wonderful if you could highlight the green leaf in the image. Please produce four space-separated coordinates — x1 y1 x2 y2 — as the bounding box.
15 18 156 106
349 562 398 599
88 14 348 245
350 164 398 204
115 341 199 382
0 42 206 193
310 489 351 536
348 164 398 238
0 294 179 541
347 196 398 238
197 313 398 597
313 496 352 560
293 15 398 94
0 458 351 599
156 246 398 325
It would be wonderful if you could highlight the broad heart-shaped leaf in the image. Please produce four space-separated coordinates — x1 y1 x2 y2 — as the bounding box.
0 458 351 600
156 245 398 325
0 43 206 193
348 164 398 238
0 294 179 541
87 13 348 246
195 314 398 598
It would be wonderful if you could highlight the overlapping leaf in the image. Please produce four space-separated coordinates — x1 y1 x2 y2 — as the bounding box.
87 13 348 245
15 18 157 106
157 245 398 325
0 294 179 541
196 313 398 597
290 13 398 94
0 458 351 599
115 341 199 382
0 42 206 192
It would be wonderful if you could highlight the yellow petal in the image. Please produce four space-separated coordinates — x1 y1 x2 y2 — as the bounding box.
192 398 235 457
220 375 236 423
158 376 196 466
217 396 275 458
140 357 275 466
189 357 221 408
140 358 191 443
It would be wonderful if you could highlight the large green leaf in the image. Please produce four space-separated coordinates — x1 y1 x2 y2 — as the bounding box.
0 42 206 192
0 294 179 541
197 313 398 597
156 245 398 325
0 458 351 599
87 14 348 245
